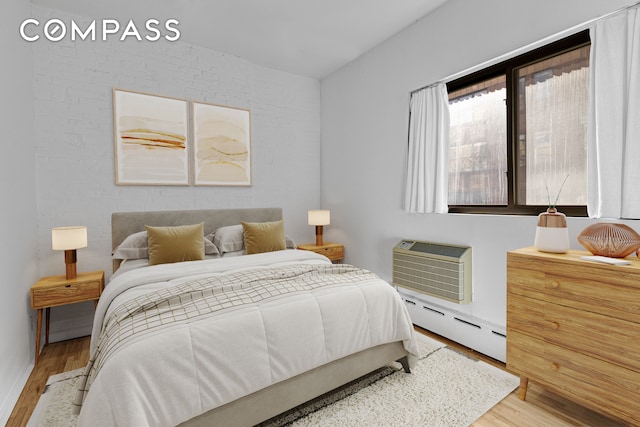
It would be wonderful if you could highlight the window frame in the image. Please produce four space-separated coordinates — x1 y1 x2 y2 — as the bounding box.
446 30 590 217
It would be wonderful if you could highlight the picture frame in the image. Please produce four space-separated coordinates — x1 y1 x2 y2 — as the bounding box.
113 88 190 185
192 101 252 186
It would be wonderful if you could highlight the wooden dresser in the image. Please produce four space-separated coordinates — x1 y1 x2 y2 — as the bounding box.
507 247 640 425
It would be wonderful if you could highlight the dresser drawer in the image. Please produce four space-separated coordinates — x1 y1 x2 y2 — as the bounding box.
508 252 640 324
507 293 547 340
547 303 640 372
508 330 640 425
32 280 102 308
508 294 640 372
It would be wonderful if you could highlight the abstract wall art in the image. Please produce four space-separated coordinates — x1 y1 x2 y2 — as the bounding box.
192 101 252 186
113 89 190 185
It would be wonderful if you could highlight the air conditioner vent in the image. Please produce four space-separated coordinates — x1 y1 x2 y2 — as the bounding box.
393 240 472 304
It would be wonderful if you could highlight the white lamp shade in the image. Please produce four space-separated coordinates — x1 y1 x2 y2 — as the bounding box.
52 226 87 250
308 210 330 226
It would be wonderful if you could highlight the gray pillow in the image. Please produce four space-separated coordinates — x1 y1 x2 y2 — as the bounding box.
212 224 296 254
113 230 219 260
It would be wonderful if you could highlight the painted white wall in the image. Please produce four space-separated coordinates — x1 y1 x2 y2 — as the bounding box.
320 0 637 334
0 0 39 424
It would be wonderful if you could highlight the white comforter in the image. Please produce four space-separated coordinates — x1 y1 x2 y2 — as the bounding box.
76 249 419 427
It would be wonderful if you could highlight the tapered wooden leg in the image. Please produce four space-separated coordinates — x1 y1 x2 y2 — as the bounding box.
518 376 529 400
35 309 42 366
45 307 51 346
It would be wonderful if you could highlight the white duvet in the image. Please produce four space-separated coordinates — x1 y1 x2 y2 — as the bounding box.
76 249 419 427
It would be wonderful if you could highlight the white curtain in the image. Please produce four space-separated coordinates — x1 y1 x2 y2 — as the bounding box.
587 5 640 218
404 83 450 213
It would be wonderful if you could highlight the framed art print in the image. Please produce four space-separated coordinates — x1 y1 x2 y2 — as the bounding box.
113 89 190 185
192 101 251 186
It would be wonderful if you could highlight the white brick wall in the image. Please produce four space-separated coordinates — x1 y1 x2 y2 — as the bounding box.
31 5 321 341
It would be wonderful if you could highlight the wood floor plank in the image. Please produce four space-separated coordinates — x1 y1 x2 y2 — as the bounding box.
7 337 90 427
413 327 626 427
8 329 627 426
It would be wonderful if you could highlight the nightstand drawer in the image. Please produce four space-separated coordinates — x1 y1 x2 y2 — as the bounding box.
297 243 344 262
32 280 102 308
317 245 344 261
30 271 104 310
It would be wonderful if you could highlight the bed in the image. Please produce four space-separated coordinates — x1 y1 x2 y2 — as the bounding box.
74 207 419 427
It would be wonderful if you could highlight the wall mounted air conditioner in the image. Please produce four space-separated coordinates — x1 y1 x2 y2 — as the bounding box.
393 240 472 304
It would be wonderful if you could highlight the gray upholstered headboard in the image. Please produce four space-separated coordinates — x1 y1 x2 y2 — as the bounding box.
111 207 283 272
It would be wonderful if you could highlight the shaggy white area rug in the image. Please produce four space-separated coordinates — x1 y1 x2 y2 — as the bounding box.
28 335 518 427
289 339 518 426
27 368 82 427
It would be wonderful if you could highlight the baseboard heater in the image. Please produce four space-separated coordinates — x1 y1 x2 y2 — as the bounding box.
398 287 507 362
392 240 472 304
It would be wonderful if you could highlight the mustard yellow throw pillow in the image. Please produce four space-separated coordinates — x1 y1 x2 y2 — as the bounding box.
241 220 286 255
145 223 205 265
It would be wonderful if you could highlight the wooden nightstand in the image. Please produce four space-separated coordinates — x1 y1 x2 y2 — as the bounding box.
30 270 104 365
297 242 344 263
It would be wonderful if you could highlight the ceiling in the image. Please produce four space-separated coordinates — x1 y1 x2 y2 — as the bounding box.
30 0 448 79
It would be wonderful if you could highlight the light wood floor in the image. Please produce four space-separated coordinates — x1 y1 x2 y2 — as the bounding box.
7 337 89 427
7 328 626 427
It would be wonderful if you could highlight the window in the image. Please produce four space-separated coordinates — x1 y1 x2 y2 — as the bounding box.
447 30 590 216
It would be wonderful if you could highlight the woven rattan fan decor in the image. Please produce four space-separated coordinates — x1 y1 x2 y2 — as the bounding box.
577 223 640 258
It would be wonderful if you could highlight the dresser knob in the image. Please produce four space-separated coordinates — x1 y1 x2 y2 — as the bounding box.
550 321 560 330
548 280 559 289
551 362 560 371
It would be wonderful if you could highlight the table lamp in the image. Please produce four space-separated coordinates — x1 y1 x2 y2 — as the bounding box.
308 210 330 246
52 226 87 279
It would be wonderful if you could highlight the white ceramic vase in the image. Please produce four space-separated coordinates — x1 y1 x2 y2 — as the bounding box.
534 208 569 253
